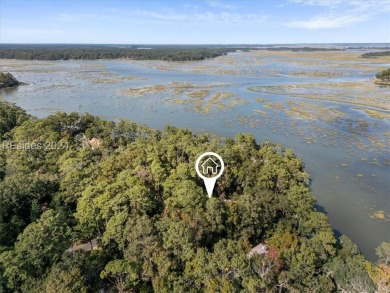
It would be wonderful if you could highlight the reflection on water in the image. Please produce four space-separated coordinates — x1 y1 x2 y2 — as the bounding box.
0 85 20 98
1 51 389 260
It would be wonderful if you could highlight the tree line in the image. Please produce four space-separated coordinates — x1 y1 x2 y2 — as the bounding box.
0 102 389 292
263 47 343 52
0 45 249 61
376 68 390 81
361 51 390 58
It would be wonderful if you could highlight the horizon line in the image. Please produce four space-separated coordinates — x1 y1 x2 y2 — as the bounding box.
1 42 390 46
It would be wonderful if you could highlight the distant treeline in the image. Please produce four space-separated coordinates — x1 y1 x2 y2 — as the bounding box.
0 45 249 61
361 51 390 58
3 44 386 61
262 47 343 52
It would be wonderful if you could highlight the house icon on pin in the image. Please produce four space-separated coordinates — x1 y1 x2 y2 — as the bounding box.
201 157 219 175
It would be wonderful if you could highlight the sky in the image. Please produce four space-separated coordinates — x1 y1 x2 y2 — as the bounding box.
1 0 389 44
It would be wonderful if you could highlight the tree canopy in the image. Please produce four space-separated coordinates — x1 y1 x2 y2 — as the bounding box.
376 68 390 82
0 45 248 61
0 102 388 292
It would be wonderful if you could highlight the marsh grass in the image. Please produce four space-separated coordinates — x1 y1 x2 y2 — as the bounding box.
370 210 389 221
248 82 390 110
92 75 146 84
288 71 343 77
354 108 390 120
121 81 229 97
187 89 211 98
374 79 390 86
284 100 348 123
255 97 266 102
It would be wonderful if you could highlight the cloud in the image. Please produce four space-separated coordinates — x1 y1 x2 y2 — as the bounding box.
56 13 78 22
288 0 390 8
194 12 267 23
134 9 267 24
54 12 113 22
52 8 267 25
288 0 344 6
4 28 64 37
134 10 189 21
285 0 390 29
206 0 236 9
286 13 371 29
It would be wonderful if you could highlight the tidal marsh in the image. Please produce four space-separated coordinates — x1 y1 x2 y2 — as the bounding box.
1 49 389 260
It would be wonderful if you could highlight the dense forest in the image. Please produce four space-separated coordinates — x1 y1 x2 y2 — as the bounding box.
0 102 389 292
0 45 247 61
4 45 386 61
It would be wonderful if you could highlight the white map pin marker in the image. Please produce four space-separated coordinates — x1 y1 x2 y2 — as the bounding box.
195 152 224 198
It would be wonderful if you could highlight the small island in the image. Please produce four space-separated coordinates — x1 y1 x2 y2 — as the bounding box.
361 50 390 58
0 72 21 88
375 68 390 86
